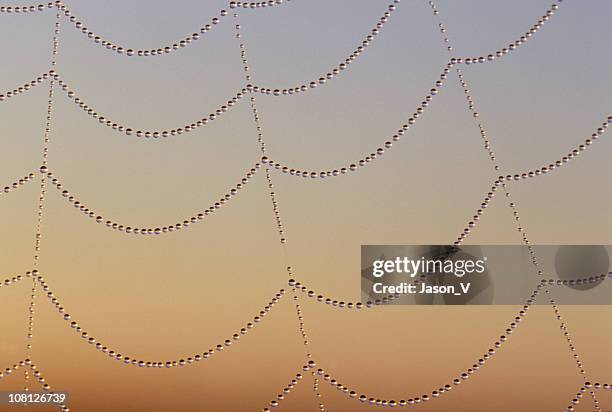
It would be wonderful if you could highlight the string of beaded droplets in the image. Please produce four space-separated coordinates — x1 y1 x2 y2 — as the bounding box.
247 1 399 96
58 3 227 57
567 382 612 411
428 2 602 409
1 172 36 195
0 360 69 411
310 295 543 406
246 0 562 96
27 270 286 368
553 297 601 411
1 270 40 288
264 112 609 181
0 72 52 102
290 272 610 310
262 65 449 178
24 10 60 393
54 0 291 57
260 363 328 410
44 164 260 234
0 2 55 13
233 13 325 411
450 114 610 246
493 118 610 179
56 76 247 138
260 370 306 409
283 273 611 408
455 115 610 244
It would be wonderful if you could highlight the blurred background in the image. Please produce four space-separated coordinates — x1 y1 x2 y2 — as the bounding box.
1 0 610 410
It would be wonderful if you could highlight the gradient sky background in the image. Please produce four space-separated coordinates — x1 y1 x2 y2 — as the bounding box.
1 0 611 411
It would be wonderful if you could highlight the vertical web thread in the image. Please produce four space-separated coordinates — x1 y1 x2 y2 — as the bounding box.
233 13 326 412
24 9 61 392
427 1 600 409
